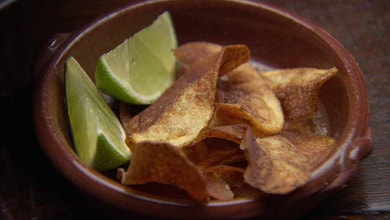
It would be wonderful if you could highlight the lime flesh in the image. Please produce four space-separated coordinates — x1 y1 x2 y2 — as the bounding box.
65 56 131 171
95 11 178 105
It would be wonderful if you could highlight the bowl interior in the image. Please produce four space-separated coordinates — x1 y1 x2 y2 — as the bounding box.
36 0 367 218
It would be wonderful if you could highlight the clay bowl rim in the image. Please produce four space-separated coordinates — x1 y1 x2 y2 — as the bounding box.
34 0 372 218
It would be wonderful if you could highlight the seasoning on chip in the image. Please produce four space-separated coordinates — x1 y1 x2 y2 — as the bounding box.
280 127 336 168
174 42 251 78
118 41 339 201
262 67 337 119
240 128 312 194
211 63 284 134
203 165 245 201
185 138 246 169
121 43 250 148
118 141 209 201
207 124 248 144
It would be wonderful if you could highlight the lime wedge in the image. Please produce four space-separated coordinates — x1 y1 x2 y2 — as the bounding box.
95 11 178 105
65 56 131 171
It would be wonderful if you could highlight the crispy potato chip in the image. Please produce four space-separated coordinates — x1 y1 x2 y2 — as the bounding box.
203 163 265 200
123 67 215 148
240 128 312 194
173 42 222 78
119 103 146 130
118 41 339 201
261 67 337 119
183 138 248 200
203 165 245 201
174 42 250 77
210 63 284 135
282 112 330 138
207 124 248 144
185 138 246 169
118 141 208 202
209 104 250 128
184 139 245 170
204 168 235 201
281 127 336 168
205 165 246 185
122 44 250 148
183 141 209 165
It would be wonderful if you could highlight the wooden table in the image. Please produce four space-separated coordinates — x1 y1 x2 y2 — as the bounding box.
1 0 389 219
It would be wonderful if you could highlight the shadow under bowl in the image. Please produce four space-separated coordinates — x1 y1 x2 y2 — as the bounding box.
34 0 373 219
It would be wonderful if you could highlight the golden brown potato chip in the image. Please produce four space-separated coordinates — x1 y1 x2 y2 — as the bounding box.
261 67 337 119
173 42 222 78
184 138 245 169
174 42 250 78
207 124 248 144
203 168 235 201
193 138 246 169
203 165 265 200
182 138 247 200
122 44 250 148
240 128 312 194
210 63 284 135
183 141 209 165
203 165 245 201
118 41 339 201
118 141 208 202
281 127 336 168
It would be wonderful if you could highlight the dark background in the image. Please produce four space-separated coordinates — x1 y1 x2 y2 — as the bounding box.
1 0 389 219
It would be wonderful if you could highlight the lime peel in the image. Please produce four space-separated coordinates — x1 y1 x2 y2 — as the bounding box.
95 11 178 105
65 56 131 171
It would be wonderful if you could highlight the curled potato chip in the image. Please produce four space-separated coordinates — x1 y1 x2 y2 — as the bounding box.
240 128 312 194
174 42 250 77
207 124 248 144
183 139 247 200
118 41 339 201
118 141 209 202
173 42 222 78
281 126 336 168
261 67 337 119
203 168 235 201
122 43 250 148
210 63 284 135
203 165 245 201
184 138 246 169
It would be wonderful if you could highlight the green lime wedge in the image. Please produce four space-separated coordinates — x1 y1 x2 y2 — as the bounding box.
65 56 131 171
95 11 178 105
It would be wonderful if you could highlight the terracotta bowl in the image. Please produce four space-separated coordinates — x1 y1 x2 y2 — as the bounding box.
34 0 373 219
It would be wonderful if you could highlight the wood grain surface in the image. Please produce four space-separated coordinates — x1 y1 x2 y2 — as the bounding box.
0 0 389 219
